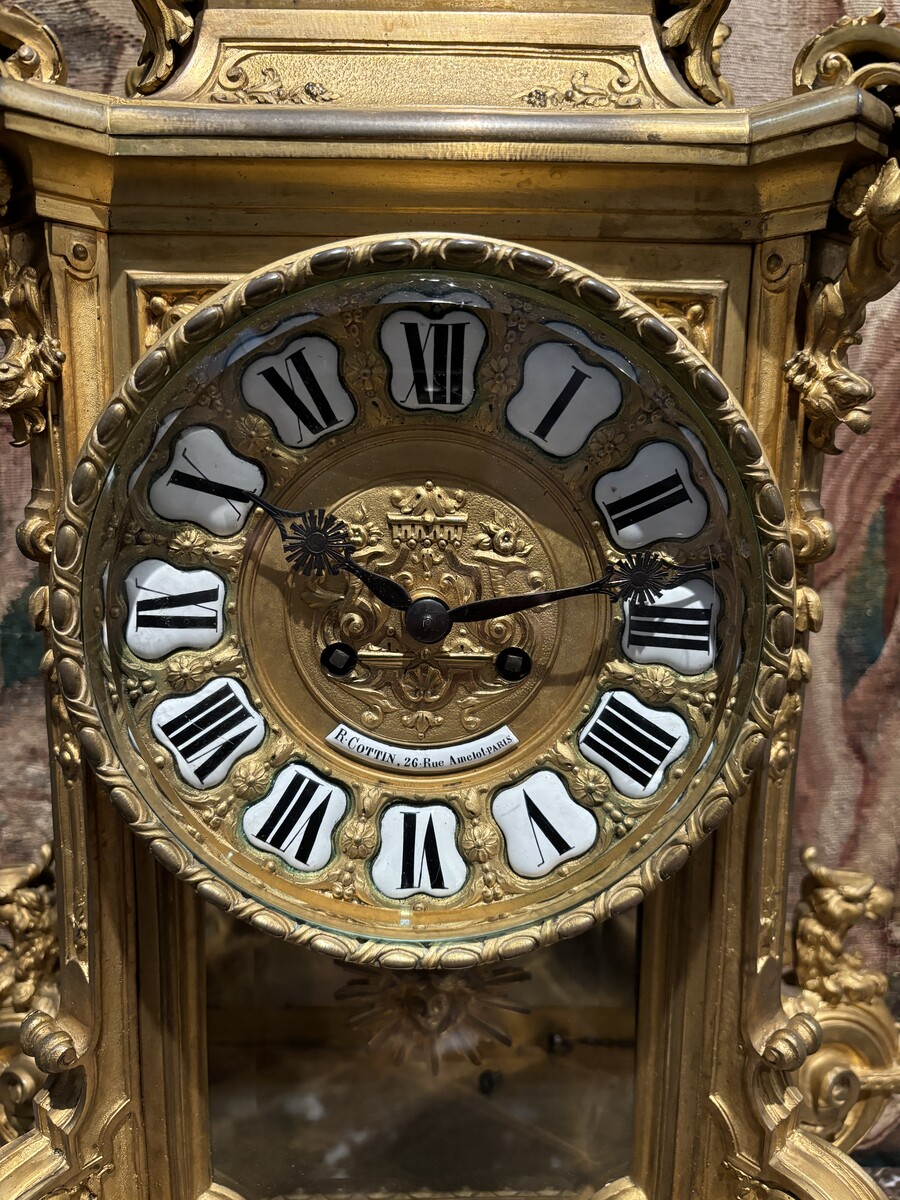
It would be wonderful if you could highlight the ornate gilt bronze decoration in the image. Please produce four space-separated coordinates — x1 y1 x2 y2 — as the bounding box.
335 964 530 1073
794 848 900 1153
785 159 900 454
128 0 198 95
0 3 65 85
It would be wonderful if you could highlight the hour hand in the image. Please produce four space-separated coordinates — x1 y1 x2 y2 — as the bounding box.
231 489 413 612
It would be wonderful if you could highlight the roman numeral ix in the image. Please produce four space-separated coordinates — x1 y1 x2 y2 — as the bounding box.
582 697 678 789
135 586 220 630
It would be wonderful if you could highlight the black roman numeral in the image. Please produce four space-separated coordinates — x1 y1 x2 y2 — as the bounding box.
402 321 467 405
160 683 257 784
254 775 330 865
522 790 572 865
256 347 340 437
627 602 713 652
582 697 678 789
135 587 220 630
399 811 446 890
168 449 251 514
602 469 693 534
531 366 591 441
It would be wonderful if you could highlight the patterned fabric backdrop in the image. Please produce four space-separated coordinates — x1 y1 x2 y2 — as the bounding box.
0 0 897 1172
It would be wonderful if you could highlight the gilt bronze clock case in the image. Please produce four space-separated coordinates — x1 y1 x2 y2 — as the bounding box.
0 2 898 1199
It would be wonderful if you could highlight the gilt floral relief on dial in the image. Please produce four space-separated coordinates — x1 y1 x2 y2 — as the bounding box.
50 235 793 967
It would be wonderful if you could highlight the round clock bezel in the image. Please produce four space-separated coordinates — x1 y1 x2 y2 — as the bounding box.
50 233 795 968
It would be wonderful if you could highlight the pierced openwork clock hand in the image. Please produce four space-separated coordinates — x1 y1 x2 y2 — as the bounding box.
231 489 413 612
446 553 718 625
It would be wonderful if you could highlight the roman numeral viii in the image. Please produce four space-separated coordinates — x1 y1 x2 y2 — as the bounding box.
152 680 264 788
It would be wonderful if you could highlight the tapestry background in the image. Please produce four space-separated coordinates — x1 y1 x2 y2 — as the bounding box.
0 0 897 1169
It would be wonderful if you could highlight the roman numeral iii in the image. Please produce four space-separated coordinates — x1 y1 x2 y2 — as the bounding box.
622 579 720 675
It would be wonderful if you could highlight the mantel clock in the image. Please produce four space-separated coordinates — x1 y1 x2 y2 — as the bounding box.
0 2 898 1200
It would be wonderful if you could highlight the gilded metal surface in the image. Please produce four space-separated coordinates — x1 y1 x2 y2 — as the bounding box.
0 848 56 1145
49 233 793 969
0 3 65 85
128 0 197 96
334 964 530 1073
658 0 734 105
794 848 900 1155
786 159 900 454
794 8 900 100
0 2 896 1196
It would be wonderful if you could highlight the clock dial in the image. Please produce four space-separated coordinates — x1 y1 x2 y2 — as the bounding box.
51 234 793 967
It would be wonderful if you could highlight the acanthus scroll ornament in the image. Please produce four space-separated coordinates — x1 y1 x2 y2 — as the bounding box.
127 0 198 96
658 0 734 105
0 159 64 447
0 2 66 84
517 63 643 110
793 8 900 100
793 848 900 1152
785 159 900 454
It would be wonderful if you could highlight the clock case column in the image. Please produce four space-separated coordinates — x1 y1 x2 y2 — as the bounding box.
0 4 898 1198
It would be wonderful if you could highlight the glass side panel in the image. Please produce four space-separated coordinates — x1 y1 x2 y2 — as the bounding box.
208 913 637 1199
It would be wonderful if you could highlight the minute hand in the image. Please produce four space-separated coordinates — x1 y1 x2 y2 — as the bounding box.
445 556 717 626
446 571 619 625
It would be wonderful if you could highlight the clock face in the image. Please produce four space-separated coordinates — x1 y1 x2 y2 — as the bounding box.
51 235 793 967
